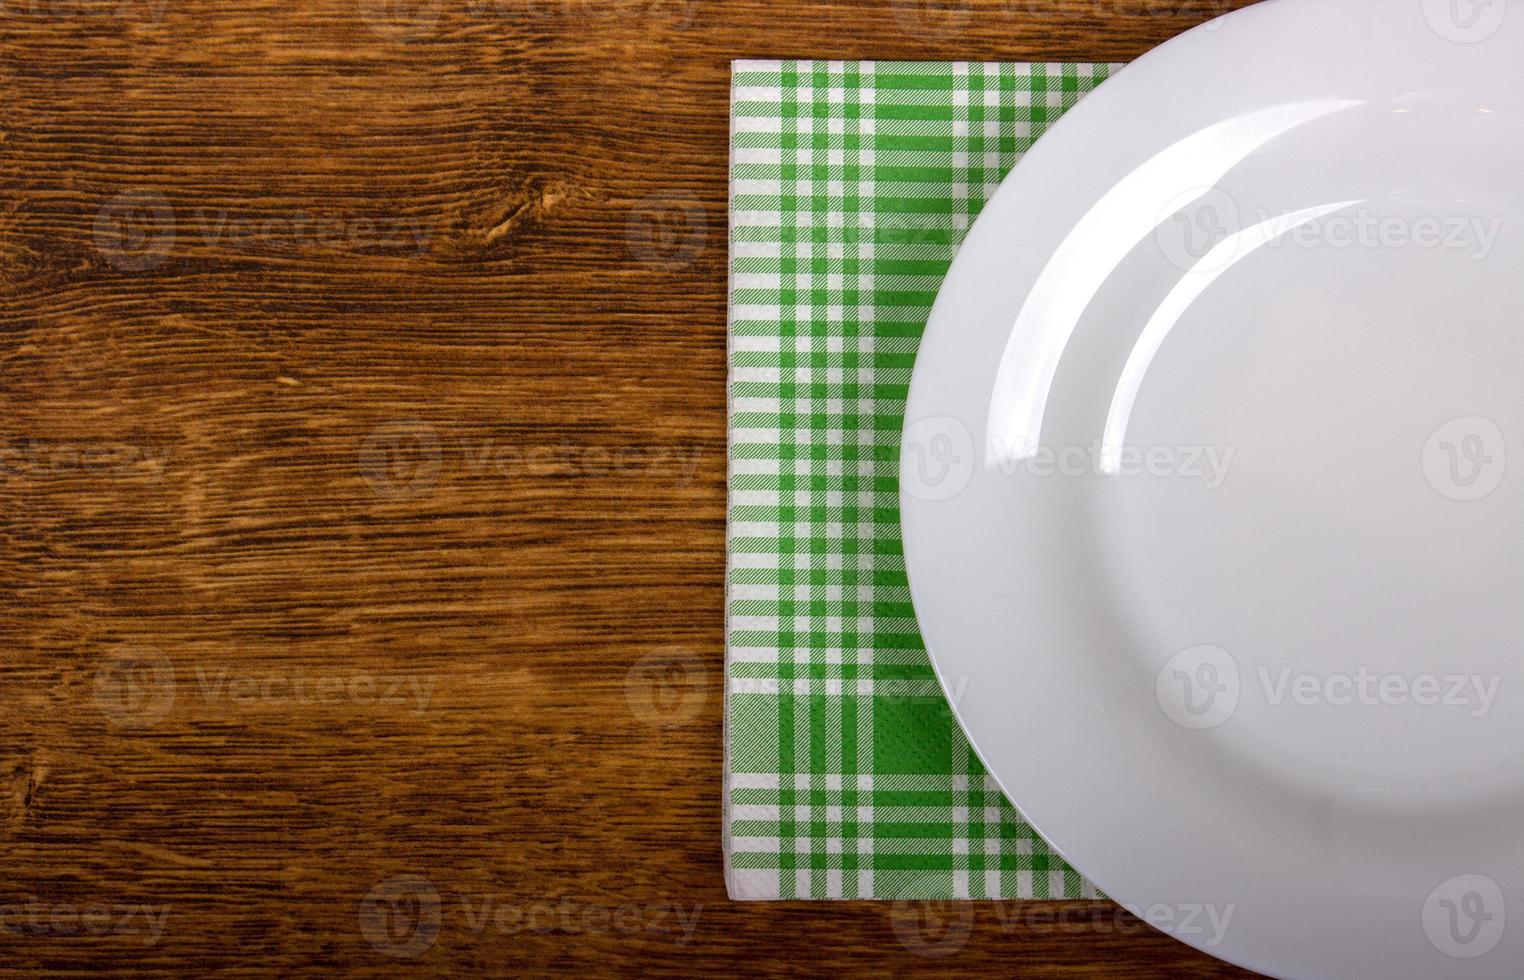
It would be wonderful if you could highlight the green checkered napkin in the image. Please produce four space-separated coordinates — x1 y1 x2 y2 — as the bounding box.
725 60 1120 901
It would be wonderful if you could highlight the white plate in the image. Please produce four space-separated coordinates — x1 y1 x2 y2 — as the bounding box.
900 1 1524 977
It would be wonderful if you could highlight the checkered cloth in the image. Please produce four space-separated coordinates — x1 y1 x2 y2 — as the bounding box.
725 60 1119 901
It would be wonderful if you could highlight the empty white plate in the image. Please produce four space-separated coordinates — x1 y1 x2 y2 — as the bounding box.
900 1 1524 976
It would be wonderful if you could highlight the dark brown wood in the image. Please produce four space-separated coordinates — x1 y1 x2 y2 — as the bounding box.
0 0 1261 974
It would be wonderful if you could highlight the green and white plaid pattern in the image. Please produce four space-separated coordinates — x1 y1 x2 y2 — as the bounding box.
725 60 1119 901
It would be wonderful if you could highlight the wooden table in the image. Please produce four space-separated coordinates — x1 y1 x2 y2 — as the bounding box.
0 0 1258 974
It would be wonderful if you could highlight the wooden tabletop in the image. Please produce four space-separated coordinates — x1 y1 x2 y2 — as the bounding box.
1 0 1259 974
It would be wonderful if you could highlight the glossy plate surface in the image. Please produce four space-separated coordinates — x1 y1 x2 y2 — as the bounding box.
900 1 1524 976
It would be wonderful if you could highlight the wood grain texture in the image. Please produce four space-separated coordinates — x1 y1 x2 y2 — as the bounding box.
0 0 1260 974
